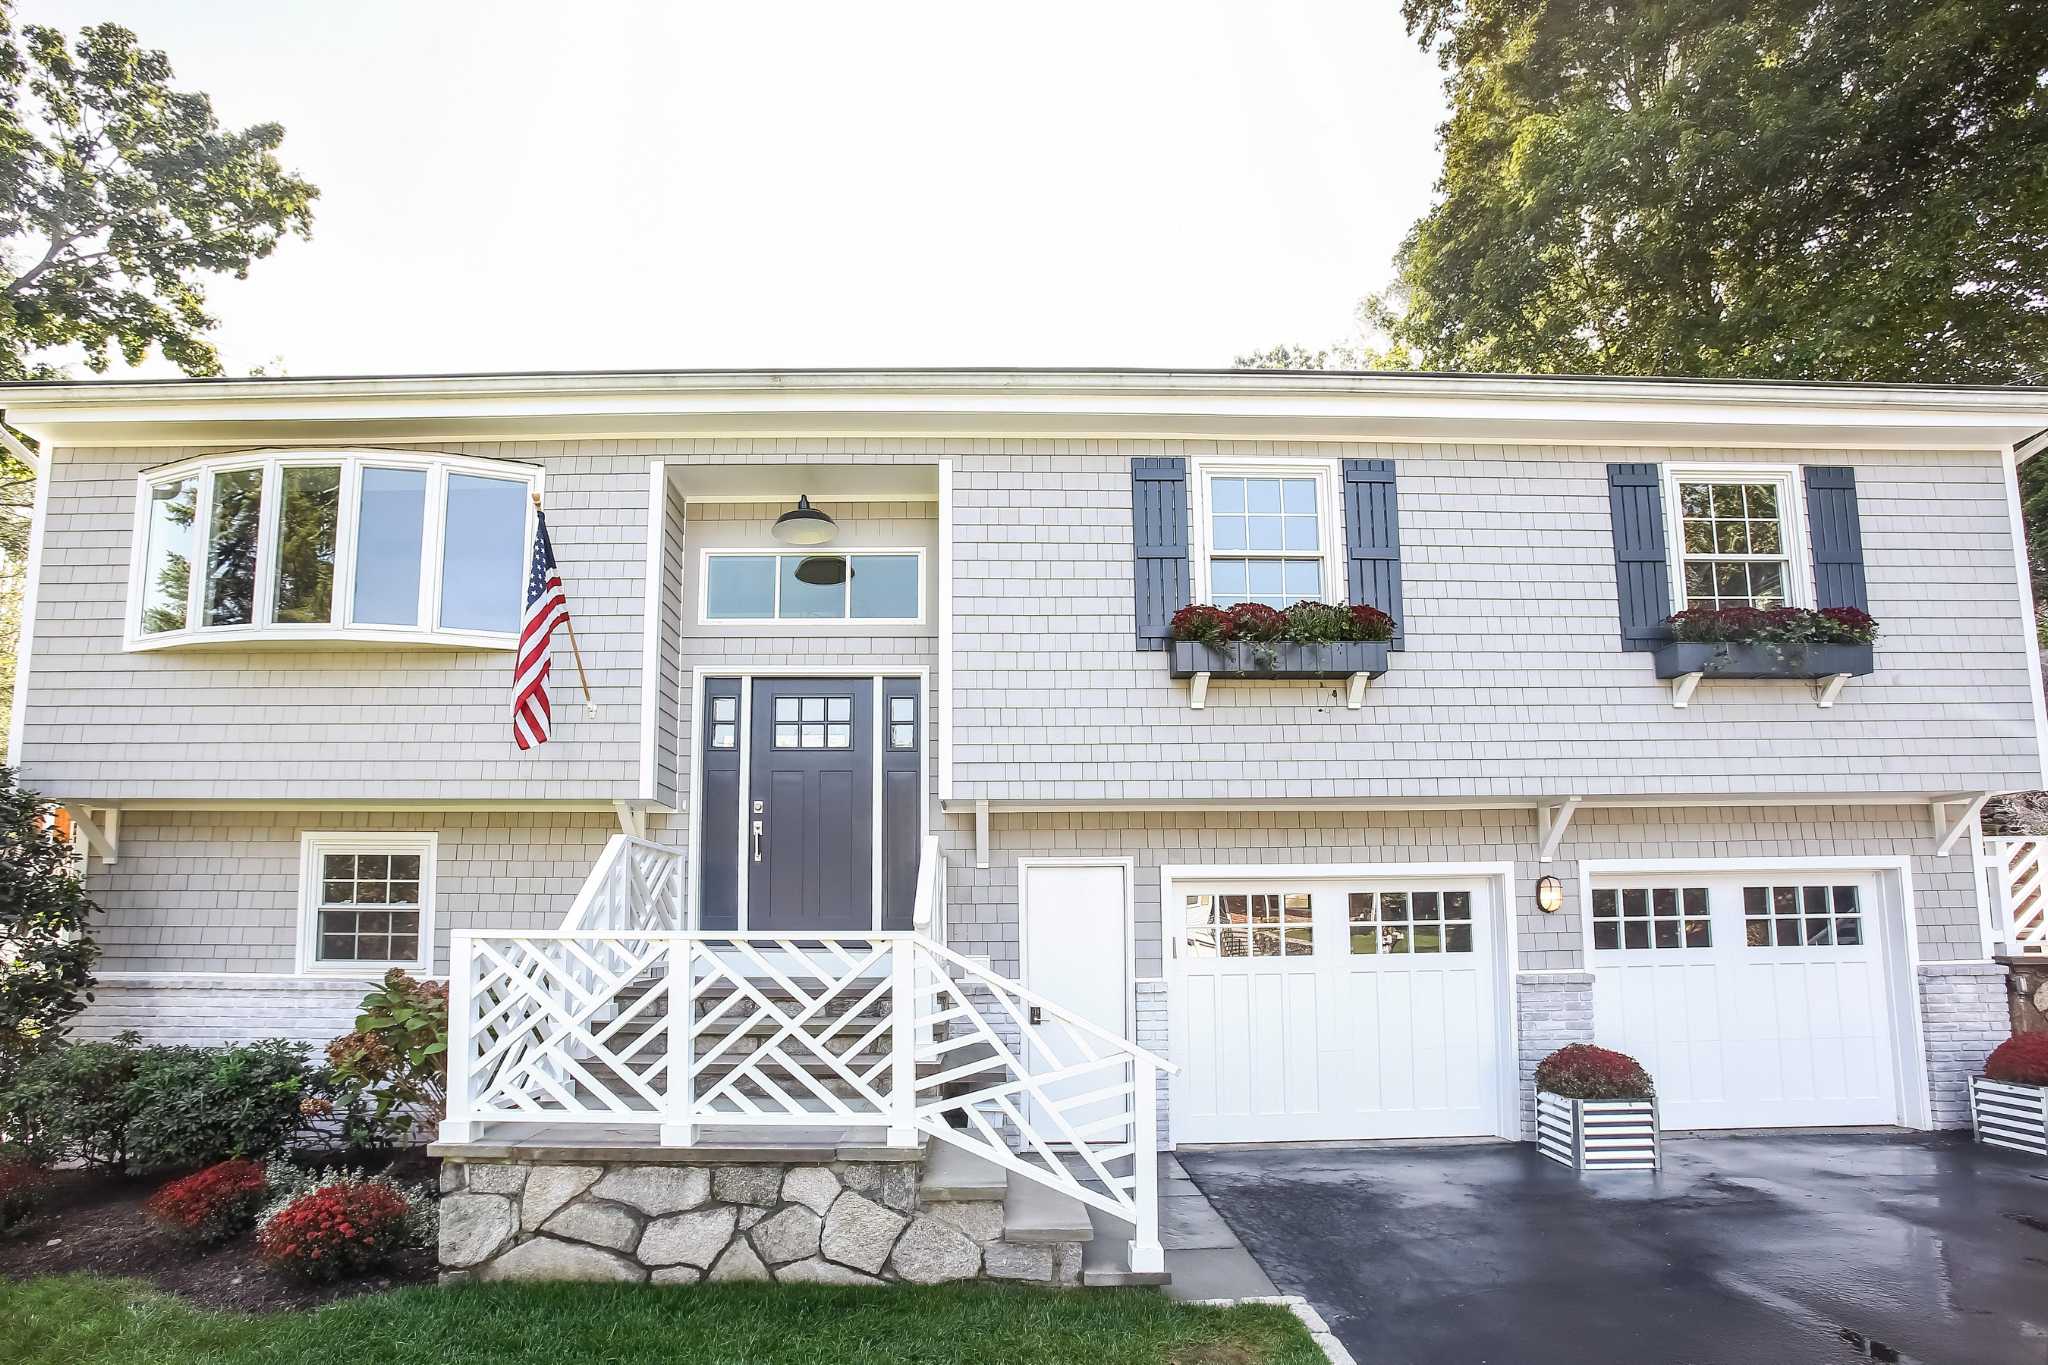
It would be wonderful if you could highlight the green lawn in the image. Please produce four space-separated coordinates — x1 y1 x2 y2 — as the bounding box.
0 1274 1324 1365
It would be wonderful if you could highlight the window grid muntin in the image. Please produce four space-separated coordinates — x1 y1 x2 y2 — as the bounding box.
1591 886 1712 951
1744 883 1863 948
315 849 423 964
1183 891 1313 958
1673 476 1797 610
1348 889 1473 955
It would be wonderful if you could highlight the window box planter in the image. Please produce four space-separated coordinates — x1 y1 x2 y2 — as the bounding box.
1535 1091 1661 1171
1650 641 1875 709
1971 1077 2048 1157
1169 639 1389 710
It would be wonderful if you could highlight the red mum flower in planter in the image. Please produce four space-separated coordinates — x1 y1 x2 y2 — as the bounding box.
1535 1043 1655 1101
1225 602 1287 642
1346 604 1395 642
144 1158 270 1246
1168 604 1235 646
256 1181 412 1282
1985 1033 2048 1087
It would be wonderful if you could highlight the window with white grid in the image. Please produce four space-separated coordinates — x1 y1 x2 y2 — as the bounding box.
298 833 435 973
1665 469 1805 610
1198 465 1337 610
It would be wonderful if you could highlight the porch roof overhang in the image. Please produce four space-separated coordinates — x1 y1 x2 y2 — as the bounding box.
2 367 2046 453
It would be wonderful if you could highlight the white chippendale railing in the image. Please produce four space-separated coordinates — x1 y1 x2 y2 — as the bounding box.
1984 836 2048 955
442 839 1173 1271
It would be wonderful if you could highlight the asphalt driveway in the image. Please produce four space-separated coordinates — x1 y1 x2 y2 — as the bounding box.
1179 1132 2048 1365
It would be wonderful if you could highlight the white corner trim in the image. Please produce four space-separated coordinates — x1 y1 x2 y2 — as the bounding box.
294 830 438 976
638 460 666 803
2002 442 2048 789
6 449 51 765
937 457 954 804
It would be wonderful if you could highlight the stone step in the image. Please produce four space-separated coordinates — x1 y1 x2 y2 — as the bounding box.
918 1138 1007 1202
1000 1173 1094 1246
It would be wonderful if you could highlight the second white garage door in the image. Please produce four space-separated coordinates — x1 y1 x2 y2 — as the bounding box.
1170 873 1506 1143
1587 869 1903 1129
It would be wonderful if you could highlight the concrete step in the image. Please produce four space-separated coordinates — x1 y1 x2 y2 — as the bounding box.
1079 1206 1170 1288
918 1138 1007 1201
1000 1172 1094 1245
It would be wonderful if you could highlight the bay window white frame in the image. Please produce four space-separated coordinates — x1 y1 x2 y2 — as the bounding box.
295 830 438 977
1187 457 1344 607
124 448 542 651
1660 463 1814 612
695 547 927 625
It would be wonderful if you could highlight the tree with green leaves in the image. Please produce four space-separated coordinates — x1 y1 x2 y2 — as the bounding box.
0 766 98 1072
0 3 316 724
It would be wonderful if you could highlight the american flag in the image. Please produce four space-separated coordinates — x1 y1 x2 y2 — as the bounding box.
512 510 569 750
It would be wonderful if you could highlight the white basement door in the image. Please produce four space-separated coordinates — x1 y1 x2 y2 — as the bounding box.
1588 871 1901 1129
1172 876 1503 1143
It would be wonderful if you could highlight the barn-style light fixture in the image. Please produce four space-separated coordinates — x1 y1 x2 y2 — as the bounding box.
1536 876 1565 914
772 494 838 546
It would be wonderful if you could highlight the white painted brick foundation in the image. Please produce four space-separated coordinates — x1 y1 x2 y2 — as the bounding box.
1135 979 1169 1146
1918 961 2011 1129
1516 971 1595 1140
72 973 373 1049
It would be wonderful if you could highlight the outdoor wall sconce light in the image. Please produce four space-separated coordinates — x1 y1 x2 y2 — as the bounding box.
772 494 838 546
1536 875 1565 914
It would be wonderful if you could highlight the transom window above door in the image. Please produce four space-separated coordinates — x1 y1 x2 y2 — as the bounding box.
1199 468 1333 609
1183 891 1313 958
773 694 854 749
129 451 537 649
1665 469 1805 610
702 551 922 623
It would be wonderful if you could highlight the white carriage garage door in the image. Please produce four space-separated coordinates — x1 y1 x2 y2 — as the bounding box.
1171 873 1505 1144
1588 870 1903 1129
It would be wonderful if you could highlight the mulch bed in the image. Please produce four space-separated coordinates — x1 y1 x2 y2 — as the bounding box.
0 1154 439 1313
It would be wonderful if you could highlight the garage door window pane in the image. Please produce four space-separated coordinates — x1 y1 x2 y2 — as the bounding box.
1593 885 1710 950
1350 889 1472 955
1187 891 1311 958
1744 883 1861 949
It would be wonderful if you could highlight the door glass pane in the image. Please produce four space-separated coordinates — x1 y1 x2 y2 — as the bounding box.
849 554 919 618
440 474 525 632
139 476 198 633
353 467 427 625
272 465 341 624
707 556 775 618
779 555 846 618
204 467 264 626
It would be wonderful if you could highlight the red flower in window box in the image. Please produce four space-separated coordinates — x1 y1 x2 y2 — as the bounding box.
1665 605 1878 645
1346 604 1395 642
1985 1033 2048 1087
1535 1043 1655 1100
1225 602 1288 642
1168 604 1235 646
144 1158 270 1246
256 1181 412 1282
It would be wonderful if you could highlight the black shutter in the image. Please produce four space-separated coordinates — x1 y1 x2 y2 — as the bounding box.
1342 459 1405 649
1608 463 1673 650
1131 457 1190 650
1803 466 1868 612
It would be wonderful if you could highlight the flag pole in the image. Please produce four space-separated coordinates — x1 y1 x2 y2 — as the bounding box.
534 492 598 716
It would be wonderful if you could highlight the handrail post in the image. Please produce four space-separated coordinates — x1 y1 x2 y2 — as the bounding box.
660 937 695 1147
888 938 919 1148
1129 1056 1163 1274
438 932 477 1145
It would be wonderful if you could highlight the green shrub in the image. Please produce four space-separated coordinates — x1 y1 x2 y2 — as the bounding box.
0 768 102 1072
0 1033 321 1171
322 971 448 1148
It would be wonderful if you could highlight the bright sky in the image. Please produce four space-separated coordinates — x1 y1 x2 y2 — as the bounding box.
19 1 1447 377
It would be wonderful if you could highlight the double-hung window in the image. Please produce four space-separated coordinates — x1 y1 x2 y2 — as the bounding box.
128 450 538 648
297 832 436 974
1195 463 1338 608
1664 467 1808 610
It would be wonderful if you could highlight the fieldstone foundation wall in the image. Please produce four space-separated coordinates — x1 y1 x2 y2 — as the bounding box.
438 1153 1082 1287
1920 961 2011 1129
1516 971 1595 1140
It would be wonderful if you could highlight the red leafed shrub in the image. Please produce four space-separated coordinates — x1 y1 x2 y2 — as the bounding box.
1984 1033 2048 1087
1347 604 1396 642
144 1157 270 1246
256 1181 412 1282
1536 1043 1655 1101
0 1156 47 1231
1169 604 1235 646
1226 602 1288 642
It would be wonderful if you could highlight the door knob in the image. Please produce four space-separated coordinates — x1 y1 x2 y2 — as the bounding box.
1029 1005 1042 1025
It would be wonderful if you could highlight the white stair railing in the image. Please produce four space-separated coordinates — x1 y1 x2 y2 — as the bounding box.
1984 836 2047 956
441 836 1174 1273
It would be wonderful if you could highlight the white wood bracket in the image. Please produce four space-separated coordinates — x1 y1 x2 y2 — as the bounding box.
974 799 990 870
71 806 118 866
1812 673 1850 708
1668 672 1703 708
1537 796 1582 864
1188 672 1211 710
613 800 647 839
1346 672 1371 709
1930 792 1991 857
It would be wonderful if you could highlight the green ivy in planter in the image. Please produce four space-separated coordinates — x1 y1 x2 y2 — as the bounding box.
1663 606 1878 646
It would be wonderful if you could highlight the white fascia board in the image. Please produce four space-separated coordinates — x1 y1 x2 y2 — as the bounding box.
3 369 2047 451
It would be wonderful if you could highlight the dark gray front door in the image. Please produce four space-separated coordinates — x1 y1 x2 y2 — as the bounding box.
747 678 873 931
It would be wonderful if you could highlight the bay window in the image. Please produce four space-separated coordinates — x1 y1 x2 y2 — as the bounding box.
128 450 538 648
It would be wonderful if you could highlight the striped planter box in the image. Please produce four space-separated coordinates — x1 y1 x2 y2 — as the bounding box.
1536 1091 1660 1171
1971 1077 2048 1158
